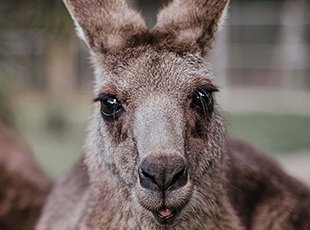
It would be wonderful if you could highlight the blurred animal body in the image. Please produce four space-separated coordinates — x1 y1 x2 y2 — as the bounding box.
0 122 51 230
36 0 310 229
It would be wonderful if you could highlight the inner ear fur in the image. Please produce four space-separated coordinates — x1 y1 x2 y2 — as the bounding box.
63 0 147 54
154 0 229 56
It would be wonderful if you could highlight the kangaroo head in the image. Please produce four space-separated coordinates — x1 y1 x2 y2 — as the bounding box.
64 0 229 227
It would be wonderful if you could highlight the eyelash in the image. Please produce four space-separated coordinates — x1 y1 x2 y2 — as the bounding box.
94 94 124 121
93 84 218 121
191 84 218 117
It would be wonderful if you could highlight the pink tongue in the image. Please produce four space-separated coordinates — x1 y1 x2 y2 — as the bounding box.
159 208 173 218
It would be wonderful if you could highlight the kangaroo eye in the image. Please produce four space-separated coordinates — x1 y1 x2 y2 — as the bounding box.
191 84 218 116
94 94 123 120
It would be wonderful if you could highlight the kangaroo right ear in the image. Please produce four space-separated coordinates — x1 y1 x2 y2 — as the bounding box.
63 0 147 54
154 0 229 56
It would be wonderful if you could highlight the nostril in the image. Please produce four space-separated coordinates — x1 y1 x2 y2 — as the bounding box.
175 166 187 179
167 166 188 191
138 157 188 192
139 168 156 184
138 167 161 191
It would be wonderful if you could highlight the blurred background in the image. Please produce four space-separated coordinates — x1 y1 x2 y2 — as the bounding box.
0 0 309 182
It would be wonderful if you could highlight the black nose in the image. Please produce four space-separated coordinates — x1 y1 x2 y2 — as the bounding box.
138 155 188 191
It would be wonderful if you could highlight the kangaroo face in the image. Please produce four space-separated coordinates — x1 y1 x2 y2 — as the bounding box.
89 47 224 225
64 0 229 227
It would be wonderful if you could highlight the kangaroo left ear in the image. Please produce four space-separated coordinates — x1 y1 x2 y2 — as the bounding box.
63 0 147 54
154 0 229 56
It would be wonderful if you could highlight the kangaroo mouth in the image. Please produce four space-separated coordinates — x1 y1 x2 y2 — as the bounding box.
152 207 179 225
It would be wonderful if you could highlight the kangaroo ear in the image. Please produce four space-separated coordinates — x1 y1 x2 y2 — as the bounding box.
154 0 229 56
63 0 147 54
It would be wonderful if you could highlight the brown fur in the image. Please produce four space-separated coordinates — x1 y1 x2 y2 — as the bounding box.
0 122 52 230
63 0 148 53
38 0 310 229
227 138 310 230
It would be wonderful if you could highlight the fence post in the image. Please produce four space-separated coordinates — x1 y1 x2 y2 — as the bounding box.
275 0 306 90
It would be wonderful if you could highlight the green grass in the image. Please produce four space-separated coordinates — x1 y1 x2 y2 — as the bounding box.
225 113 310 155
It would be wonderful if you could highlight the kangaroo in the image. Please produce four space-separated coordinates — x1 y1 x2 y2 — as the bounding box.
0 122 51 230
37 0 310 229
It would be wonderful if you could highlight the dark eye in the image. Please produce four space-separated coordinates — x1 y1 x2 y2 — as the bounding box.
94 94 123 120
191 84 218 116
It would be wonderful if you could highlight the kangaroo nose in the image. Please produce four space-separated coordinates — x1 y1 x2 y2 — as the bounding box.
138 155 188 191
